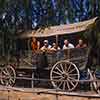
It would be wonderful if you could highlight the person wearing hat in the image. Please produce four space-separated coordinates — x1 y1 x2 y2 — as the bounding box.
41 40 51 51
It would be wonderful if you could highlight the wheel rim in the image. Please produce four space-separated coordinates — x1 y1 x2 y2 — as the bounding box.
93 73 100 94
50 60 80 91
0 65 16 86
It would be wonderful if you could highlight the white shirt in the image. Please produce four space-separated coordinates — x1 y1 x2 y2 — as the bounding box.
63 43 74 49
41 45 51 51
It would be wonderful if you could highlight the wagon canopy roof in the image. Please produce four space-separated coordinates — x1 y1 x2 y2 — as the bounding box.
20 17 97 38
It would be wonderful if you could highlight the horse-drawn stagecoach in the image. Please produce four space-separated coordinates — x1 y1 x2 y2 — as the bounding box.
0 17 100 93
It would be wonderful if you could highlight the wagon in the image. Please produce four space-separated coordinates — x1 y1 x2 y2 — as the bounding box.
31 47 88 92
22 47 99 92
0 17 99 93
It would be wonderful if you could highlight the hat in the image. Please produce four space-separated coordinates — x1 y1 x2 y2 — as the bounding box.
44 40 48 43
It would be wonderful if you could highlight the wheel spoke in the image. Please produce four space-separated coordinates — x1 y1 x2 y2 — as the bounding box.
9 78 14 84
52 75 63 79
58 81 63 88
69 67 76 73
57 77 64 81
66 80 70 90
67 64 72 72
60 63 64 72
69 74 78 77
2 71 7 75
63 81 66 90
9 72 14 76
68 78 75 87
6 82 9 86
9 79 12 85
2 68 9 75
54 77 64 84
52 70 62 76
7 69 13 75
8 68 15 78
52 75 63 83
68 76 77 81
64 63 67 72
5 68 9 74
56 66 63 74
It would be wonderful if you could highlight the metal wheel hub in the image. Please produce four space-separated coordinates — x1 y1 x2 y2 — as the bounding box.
62 72 69 79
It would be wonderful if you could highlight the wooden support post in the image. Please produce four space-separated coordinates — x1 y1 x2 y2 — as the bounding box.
31 72 34 88
56 35 58 46
27 39 31 58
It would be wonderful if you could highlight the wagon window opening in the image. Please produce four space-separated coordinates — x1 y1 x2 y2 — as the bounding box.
58 32 86 49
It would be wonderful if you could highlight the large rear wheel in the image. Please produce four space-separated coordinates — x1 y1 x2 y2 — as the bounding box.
50 60 80 91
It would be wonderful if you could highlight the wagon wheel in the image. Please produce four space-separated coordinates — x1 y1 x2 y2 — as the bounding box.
50 60 80 91
89 70 100 94
93 74 100 94
0 64 16 86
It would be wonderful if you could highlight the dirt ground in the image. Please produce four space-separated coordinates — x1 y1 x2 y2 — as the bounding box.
0 86 100 100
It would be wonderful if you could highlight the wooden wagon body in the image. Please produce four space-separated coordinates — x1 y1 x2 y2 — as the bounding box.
0 17 100 93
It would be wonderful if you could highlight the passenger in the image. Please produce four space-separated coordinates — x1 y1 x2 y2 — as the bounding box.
41 40 51 51
50 42 61 51
76 39 87 48
31 37 40 52
63 39 74 49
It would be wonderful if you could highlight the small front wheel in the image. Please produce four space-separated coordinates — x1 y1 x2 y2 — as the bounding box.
92 73 100 94
88 69 100 94
0 64 16 86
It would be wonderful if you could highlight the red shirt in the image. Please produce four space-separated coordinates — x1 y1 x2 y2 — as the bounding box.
31 41 38 51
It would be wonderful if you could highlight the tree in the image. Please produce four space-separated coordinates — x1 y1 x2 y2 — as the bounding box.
0 0 9 56
85 17 100 70
23 0 32 29
0 0 31 56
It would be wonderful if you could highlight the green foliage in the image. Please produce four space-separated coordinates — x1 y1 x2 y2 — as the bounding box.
0 0 6 9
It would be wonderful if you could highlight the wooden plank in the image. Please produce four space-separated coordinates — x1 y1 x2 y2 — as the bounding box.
0 86 100 99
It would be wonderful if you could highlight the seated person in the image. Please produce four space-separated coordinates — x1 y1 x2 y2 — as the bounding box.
63 39 74 49
31 37 40 52
41 40 51 51
50 42 61 51
76 39 87 48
